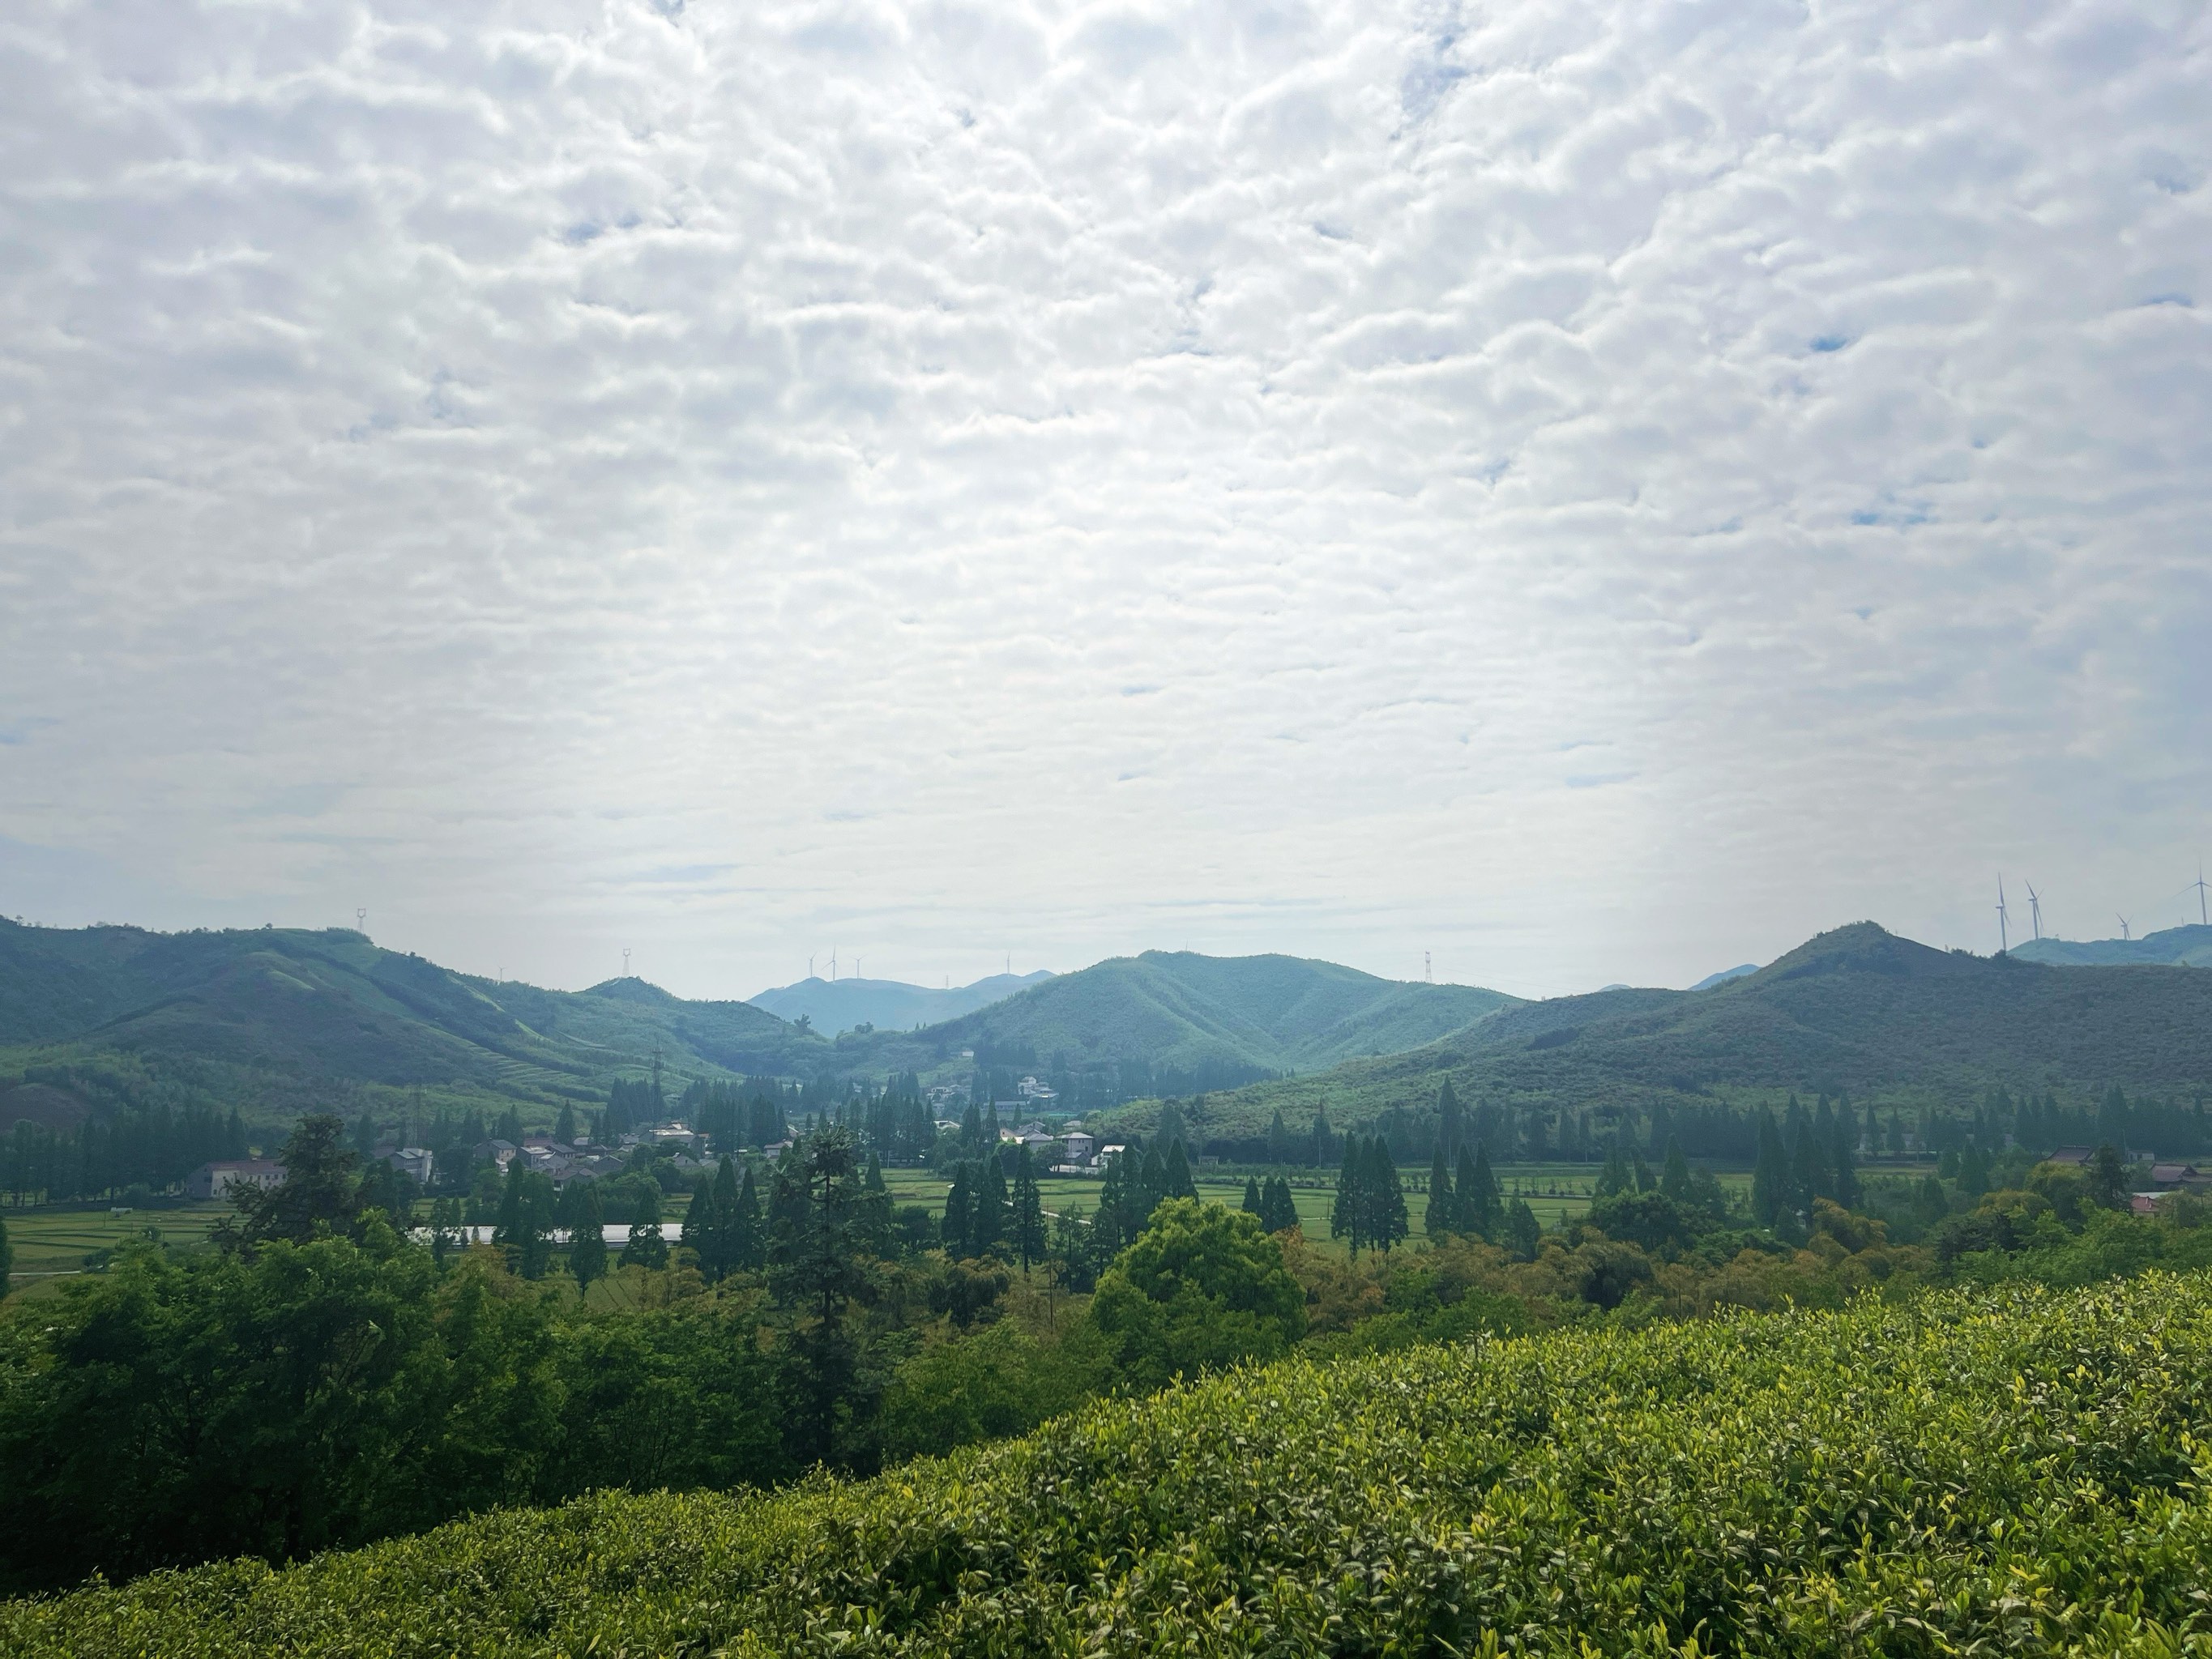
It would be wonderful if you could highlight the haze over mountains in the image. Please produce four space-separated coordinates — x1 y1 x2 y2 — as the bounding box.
2009 923 2212 970
749 971 1053 1036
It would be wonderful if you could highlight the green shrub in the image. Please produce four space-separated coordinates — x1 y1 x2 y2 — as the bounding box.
1084 1197 1305 1392
11 1272 2212 1655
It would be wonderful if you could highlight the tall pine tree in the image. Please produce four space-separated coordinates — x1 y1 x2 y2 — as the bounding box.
1424 1146 1454 1237
1751 1108 1788 1226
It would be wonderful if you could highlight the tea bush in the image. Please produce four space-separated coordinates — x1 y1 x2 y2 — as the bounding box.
9 1272 2212 1656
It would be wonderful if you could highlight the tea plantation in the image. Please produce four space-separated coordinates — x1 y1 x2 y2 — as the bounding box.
9 1272 2212 1657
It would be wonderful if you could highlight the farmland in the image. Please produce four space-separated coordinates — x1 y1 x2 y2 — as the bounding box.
11 1269 2210 1656
1 1201 233 1297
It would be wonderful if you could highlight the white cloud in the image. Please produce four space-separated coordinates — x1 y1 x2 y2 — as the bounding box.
1 0 2208 999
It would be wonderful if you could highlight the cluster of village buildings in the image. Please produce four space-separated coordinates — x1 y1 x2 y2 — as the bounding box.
185 1079 1124 1200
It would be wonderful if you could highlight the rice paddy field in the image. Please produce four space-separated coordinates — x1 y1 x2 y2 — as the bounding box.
0 1201 233 1298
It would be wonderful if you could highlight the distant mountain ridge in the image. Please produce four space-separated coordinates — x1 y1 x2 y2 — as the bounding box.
749 971 1053 1034
1115 922 2212 1140
2009 923 2212 969
0 920 1518 1133
0 918 809 1128
836 951 1521 1088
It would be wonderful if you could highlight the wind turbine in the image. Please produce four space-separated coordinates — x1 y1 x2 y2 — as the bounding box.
2117 915 2133 942
2024 883 2043 942
2195 863 2210 927
1996 876 2009 954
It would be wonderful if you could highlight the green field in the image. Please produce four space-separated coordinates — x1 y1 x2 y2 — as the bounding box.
889 1162 1770 1255
2 1202 233 1297
11 1271 2208 1655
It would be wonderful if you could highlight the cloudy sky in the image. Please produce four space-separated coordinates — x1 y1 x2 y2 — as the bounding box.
2 0 2208 1000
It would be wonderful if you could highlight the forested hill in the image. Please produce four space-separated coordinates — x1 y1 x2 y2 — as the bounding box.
839 951 1520 1096
0 919 809 1130
749 970 1053 1035
2010 922 2212 968
1113 922 2212 1138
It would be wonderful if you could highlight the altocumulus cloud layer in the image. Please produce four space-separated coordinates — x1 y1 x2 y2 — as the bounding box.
1 0 2207 997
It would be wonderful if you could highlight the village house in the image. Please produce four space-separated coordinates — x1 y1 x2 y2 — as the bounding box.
185 1158 286 1201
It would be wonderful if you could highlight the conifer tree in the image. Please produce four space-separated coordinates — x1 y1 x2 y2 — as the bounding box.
1631 1146 1655 1194
1266 1109 1292 1165
1010 1147 1046 1272
1259 1175 1299 1234
1242 1175 1262 1214
1460 1144 1500 1240
1367 1138 1409 1253
942 1162 974 1258
860 1154 895 1259
1095 1154 1128 1252
1330 1135 1361 1249
553 1103 578 1145
567 1179 607 1290
732 1162 763 1269
493 1159 526 1249
974 1154 1010 1256
1659 1134 1692 1202
1788 1120 1826 1215
1437 1077 1463 1161
1162 1139 1198 1201
1424 1146 1454 1237
1751 1109 1789 1226
621 1182 668 1269
1505 1196 1541 1260
702 1157 741 1278
1828 1100 1860 1209
1310 1106 1334 1167
1138 1145 1168 1225
0 1211 11 1301
1155 1102 1188 1148
679 1169 711 1265
1595 1141 1633 1198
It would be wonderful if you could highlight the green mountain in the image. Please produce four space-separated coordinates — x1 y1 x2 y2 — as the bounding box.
0 923 1518 1135
2010 923 2212 968
749 970 1054 1035
0 918 809 1131
1128 921 2212 1139
838 951 1520 1090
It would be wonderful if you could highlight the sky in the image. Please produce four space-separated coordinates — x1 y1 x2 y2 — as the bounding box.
2 0 2209 1002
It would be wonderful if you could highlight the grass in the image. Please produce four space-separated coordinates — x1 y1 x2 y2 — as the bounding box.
11 1270 2211 1655
881 1163 1766 1257
2 1201 233 1297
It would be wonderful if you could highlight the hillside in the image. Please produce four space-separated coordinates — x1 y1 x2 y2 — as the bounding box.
749 970 1052 1035
841 950 1520 1091
0 919 813 1128
9 1274 2209 1653
1129 921 2212 1139
2011 921 2212 968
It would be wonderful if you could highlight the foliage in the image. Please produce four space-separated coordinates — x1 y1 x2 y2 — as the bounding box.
1125 921 2212 1144
15 1273 2212 1654
1085 1198 1305 1392
876 1317 1093 1461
